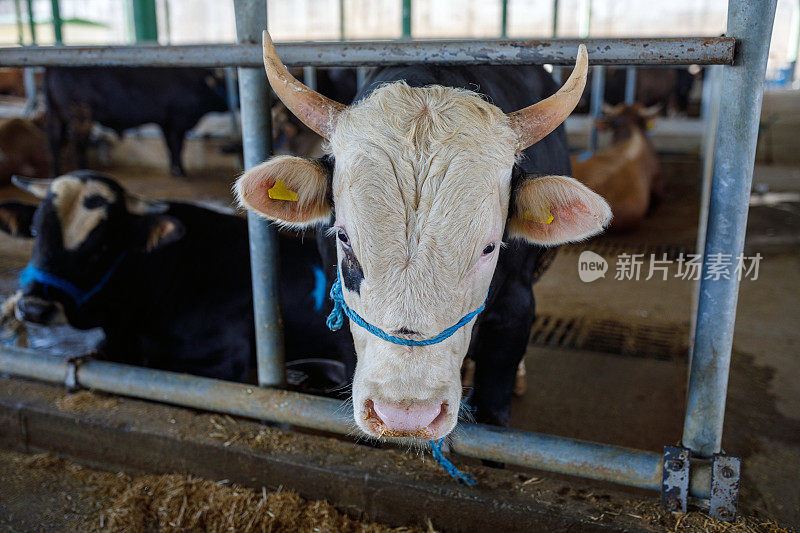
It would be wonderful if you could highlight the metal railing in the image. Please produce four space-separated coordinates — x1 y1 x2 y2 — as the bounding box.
0 0 777 519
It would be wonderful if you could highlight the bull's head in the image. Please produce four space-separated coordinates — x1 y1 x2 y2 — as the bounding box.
237 32 611 439
0 171 183 328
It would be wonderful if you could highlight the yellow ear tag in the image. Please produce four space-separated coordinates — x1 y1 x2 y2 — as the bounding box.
268 180 299 202
523 208 554 225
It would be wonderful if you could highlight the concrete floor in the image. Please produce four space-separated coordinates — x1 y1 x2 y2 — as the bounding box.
1 134 799 529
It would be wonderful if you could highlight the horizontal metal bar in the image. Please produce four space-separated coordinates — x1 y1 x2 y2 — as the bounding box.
0 37 734 68
0 345 711 497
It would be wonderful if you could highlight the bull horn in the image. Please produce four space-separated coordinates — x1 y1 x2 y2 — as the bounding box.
262 30 345 139
507 44 589 152
11 175 52 199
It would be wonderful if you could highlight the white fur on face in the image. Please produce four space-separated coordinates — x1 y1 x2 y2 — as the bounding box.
50 177 115 250
328 82 517 438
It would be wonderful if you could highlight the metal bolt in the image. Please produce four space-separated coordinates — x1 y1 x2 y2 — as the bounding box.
668 459 684 470
668 497 681 511
717 507 731 519
721 466 735 479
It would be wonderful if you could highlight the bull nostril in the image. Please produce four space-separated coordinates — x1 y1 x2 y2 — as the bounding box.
392 327 419 336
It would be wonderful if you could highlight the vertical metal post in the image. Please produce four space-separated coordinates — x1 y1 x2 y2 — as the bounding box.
690 65 722 355
303 66 317 90
131 0 159 43
50 0 62 44
401 0 411 39
500 0 508 38
552 0 559 36
25 0 36 44
234 0 285 388
22 0 37 116
224 68 240 138
682 0 778 458
624 66 636 104
788 0 800 86
162 0 172 44
14 0 24 44
550 0 561 84
589 65 605 152
339 0 345 40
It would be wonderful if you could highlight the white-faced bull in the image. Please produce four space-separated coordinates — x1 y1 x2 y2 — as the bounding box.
237 32 612 440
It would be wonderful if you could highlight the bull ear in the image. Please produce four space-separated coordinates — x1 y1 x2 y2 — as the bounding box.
235 155 331 228
12 175 51 199
508 175 611 245
0 201 37 238
132 215 185 252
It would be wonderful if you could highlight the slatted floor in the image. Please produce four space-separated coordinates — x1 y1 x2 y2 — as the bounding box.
530 313 689 361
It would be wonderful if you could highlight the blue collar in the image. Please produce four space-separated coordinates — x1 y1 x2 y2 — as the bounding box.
19 252 127 308
326 276 487 347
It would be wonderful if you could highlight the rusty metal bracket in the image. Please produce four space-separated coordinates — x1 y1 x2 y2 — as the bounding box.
661 446 690 513
709 454 741 521
64 354 92 392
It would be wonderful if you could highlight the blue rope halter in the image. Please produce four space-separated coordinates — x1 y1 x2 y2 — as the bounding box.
18 252 127 308
326 277 486 347
326 274 483 485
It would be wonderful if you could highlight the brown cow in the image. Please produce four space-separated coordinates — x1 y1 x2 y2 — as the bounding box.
571 104 664 232
0 68 25 97
0 118 51 186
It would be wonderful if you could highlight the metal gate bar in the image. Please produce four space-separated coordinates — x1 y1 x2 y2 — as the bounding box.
234 0 285 388
683 0 778 458
0 345 711 498
0 0 778 513
0 37 734 68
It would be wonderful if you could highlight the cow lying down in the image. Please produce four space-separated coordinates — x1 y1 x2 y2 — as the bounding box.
236 32 611 440
0 171 354 383
571 104 664 232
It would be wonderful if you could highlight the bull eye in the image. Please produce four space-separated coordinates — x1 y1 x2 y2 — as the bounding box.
482 242 496 256
83 194 108 210
337 230 350 247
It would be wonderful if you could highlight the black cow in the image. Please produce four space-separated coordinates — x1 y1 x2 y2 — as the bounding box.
0 171 354 382
45 68 229 177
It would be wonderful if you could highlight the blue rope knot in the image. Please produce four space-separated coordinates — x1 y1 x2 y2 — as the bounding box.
326 277 487 347
430 438 477 486
326 277 345 330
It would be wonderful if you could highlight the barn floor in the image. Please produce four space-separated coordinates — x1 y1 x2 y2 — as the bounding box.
1 133 799 530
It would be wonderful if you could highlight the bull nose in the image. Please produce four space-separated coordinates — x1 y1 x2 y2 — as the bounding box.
366 399 447 438
16 296 57 325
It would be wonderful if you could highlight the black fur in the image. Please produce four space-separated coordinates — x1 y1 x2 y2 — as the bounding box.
2 171 356 382
44 68 229 177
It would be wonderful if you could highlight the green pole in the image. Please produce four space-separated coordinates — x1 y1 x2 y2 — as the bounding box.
500 0 508 38
51 0 63 44
552 0 559 37
25 0 36 45
14 0 24 45
579 0 591 38
131 0 159 43
339 0 345 40
401 0 411 39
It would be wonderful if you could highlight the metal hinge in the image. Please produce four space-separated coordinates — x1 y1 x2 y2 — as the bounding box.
661 446 741 522
661 445 690 513
709 454 741 521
